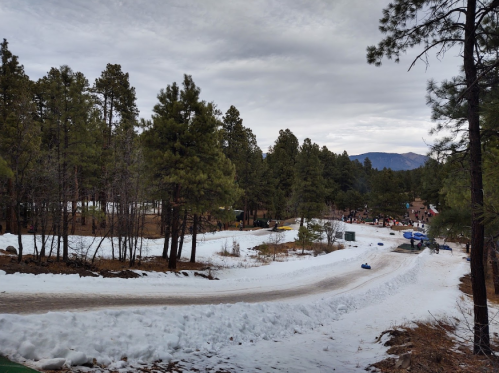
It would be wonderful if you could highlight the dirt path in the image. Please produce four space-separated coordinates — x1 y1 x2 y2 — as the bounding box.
0 251 413 314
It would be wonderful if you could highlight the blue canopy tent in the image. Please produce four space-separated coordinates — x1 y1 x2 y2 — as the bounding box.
403 231 430 241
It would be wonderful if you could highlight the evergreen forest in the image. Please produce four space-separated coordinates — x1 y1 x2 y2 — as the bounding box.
0 37 491 275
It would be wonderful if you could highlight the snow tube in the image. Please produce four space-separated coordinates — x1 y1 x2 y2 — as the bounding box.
361 264 371 269
441 245 452 251
403 232 413 239
377 242 384 246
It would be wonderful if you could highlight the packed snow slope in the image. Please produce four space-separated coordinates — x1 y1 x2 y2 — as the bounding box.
0 224 472 372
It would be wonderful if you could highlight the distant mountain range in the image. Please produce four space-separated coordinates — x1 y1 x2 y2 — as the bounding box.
349 152 428 171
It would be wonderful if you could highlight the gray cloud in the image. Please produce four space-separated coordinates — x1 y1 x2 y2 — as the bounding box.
1 0 460 155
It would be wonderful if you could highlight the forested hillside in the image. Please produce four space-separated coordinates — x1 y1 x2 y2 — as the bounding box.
349 152 428 171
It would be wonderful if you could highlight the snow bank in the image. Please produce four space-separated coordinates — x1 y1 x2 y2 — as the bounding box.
0 224 471 371
0 250 425 367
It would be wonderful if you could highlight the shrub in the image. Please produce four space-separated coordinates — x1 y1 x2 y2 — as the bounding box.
323 244 334 254
219 240 230 256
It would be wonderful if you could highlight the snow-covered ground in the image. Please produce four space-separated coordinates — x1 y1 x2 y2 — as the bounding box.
0 224 473 372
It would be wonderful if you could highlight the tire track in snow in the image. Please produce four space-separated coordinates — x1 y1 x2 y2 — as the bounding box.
0 251 419 315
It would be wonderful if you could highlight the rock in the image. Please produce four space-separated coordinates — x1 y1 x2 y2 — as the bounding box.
395 353 411 369
5 246 17 255
37 358 66 370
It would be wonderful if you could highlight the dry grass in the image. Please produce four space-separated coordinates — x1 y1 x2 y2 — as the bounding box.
369 320 499 373
459 273 499 306
251 241 344 260
390 225 413 231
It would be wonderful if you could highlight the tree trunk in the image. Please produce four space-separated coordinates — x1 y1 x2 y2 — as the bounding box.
81 195 87 226
489 242 499 295
99 190 107 228
71 166 78 235
190 214 198 263
6 178 14 233
160 200 166 236
92 196 96 235
40 202 46 258
168 185 181 270
15 201 23 263
162 200 171 260
177 210 187 260
245 197 249 226
62 198 69 261
465 0 490 355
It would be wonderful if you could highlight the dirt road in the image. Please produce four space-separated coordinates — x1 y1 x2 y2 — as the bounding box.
0 251 413 314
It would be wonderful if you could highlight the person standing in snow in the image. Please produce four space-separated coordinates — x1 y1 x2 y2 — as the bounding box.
410 237 415 249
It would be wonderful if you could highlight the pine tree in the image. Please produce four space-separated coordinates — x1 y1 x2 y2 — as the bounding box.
367 0 499 354
221 106 264 224
1 78 40 262
94 64 138 227
369 169 406 226
36 66 94 261
336 151 354 192
292 138 325 226
143 75 239 268
0 39 28 234
266 129 299 219
318 146 340 206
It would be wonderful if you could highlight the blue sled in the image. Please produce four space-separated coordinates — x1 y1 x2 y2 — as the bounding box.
361 264 371 269
441 245 452 251
377 243 384 246
466 257 471 261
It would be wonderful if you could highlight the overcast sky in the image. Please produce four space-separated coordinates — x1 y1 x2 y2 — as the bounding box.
2 0 461 156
